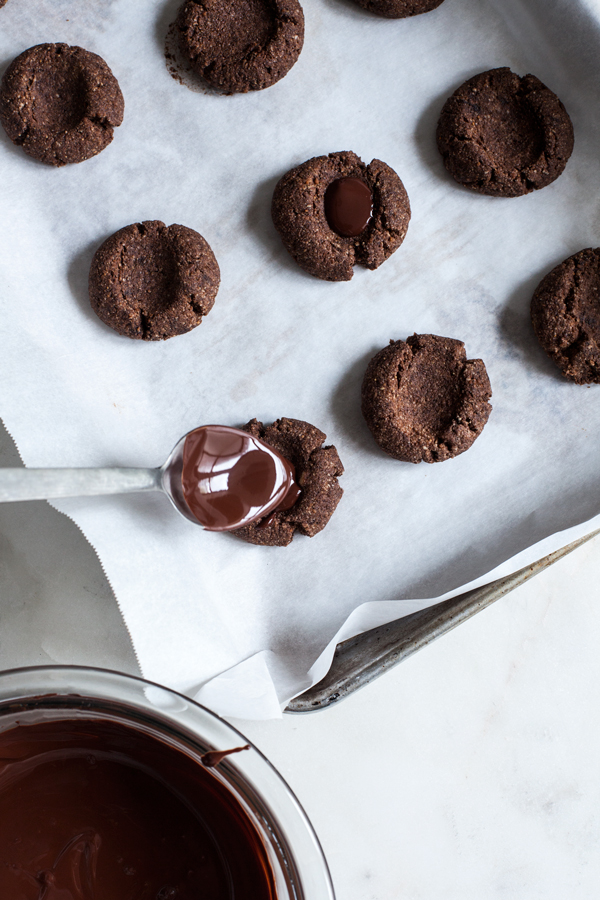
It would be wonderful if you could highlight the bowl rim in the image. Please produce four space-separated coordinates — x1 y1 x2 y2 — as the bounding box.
0 663 336 900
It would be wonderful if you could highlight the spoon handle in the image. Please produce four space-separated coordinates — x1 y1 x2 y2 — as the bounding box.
0 467 162 503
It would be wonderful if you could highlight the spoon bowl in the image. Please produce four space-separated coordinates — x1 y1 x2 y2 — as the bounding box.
162 425 299 531
0 425 300 533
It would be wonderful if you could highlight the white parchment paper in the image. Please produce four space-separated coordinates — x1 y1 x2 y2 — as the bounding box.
2 0 600 718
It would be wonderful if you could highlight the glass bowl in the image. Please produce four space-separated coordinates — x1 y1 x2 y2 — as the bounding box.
0 665 335 900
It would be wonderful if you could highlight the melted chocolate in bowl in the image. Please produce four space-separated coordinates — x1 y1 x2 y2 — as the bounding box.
180 425 300 531
324 177 373 238
0 718 276 900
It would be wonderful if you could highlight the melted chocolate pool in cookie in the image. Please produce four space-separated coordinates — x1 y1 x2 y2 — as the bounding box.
0 718 276 900
181 425 300 531
324 177 373 237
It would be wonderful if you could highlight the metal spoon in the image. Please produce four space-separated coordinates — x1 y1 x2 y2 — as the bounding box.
0 426 299 532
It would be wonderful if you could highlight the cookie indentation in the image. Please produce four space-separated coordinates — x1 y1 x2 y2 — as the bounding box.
0 43 124 166
89 221 220 341
324 177 373 238
353 0 445 18
233 418 344 546
30 53 88 132
531 248 600 384
272 151 411 281
176 0 305 94
361 334 492 463
436 68 574 197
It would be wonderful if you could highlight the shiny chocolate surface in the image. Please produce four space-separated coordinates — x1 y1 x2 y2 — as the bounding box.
0 717 276 899
324 177 373 238
181 425 299 531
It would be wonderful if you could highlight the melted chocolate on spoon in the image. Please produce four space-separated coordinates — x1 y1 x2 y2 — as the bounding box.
181 425 301 531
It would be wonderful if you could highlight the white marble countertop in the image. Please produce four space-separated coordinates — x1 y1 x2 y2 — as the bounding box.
2 419 599 899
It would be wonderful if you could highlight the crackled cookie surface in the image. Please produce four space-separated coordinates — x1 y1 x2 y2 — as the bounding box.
361 334 492 463
353 0 445 18
89 221 220 341
0 43 124 166
531 248 600 384
176 0 304 93
272 151 410 281
436 67 573 197
233 418 344 546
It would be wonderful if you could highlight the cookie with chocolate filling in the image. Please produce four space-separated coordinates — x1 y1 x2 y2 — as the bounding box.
89 221 220 341
233 418 344 546
436 67 573 197
0 43 124 166
531 248 600 383
361 334 492 463
272 151 411 281
0 1 9 8
353 0 445 17
176 0 304 94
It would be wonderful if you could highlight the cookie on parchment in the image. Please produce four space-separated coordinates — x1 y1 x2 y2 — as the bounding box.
272 151 411 281
361 334 492 463
531 248 600 384
353 0 445 18
176 0 304 94
89 221 220 341
436 67 573 197
233 418 344 546
0 43 124 166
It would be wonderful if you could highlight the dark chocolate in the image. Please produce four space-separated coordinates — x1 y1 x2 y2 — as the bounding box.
201 744 251 767
272 151 410 281
181 425 300 531
0 718 275 899
324 177 373 238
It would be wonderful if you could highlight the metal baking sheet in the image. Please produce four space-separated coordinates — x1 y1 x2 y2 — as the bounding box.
1 0 600 716
286 529 600 711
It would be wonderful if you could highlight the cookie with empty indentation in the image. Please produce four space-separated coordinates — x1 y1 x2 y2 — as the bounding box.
233 417 344 546
176 0 304 94
272 151 411 281
89 221 220 341
361 334 492 463
353 0 445 17
436 67 573 197
531 248 600 384
0 43 124 166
